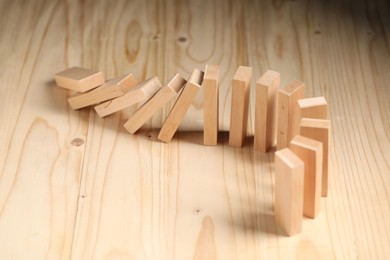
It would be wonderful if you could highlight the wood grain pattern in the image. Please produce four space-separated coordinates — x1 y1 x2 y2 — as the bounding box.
1 0 390 259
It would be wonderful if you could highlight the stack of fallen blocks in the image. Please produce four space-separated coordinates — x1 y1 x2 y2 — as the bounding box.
54 65 331 236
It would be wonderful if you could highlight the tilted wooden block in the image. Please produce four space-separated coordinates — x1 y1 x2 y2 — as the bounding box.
300 118 331 197
276 80 305 150
123 74 187 134
94 76 162 117
274 148 305 236
254 70 280 152
229 66 252 147
203 64 220 146
54 67 105 92
158 69 204 143
68 73 138 110
298 96 328 120
290 135 323 219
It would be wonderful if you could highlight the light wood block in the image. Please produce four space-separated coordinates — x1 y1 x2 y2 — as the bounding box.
274 148 305 236
276 80 305 150
203 64 220 146
54 66 105 92
94 77 162 118
123 74 187 134
229 66 252 147
298 96 328 120
158 69 204 143
254 70 280 152
300 118 331 197
290 135 323 219
68 73 138 110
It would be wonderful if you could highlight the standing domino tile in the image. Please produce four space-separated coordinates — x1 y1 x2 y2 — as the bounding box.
276 80 305 150
54 67 105 92
254 70 280 152
203 64 220 146
274 148 305 236
68 73 138 110
124 74 187 134
158 69 204 143
94 76 162 117
300 118 331 197
290 135 323 219
229 66 252 147
298 96 328 120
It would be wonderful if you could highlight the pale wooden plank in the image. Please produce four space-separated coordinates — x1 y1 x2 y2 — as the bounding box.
54 67 105 92
229 66 252 147
254 70 280 152
123 73 187 134
298 96 328 120
94 76 162 118
274 148 304 236
290 135 323 218
158 69 203 142
276 80 306 150
203 64 220 146
68 73 138 110
300 118 331 197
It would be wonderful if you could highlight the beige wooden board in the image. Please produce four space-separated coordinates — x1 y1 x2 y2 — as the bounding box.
1 0 390 259
254 70 280 152
276 80 306 150
298 96 328 120
54 66 105 92
158 69 203 142
94 76 162 117
290 135 323 219
203 64 220 145
68 73 138 110
274 148 304 236
229 66 252 147
124 73 187 134
300 118 331 197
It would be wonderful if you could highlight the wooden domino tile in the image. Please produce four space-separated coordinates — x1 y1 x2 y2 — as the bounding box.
229 66 252 147
123 73 187 134
68 73 138 110
276 80 306 150
274 148 305 236
298 96 328 120
300 118 331 197
158 69 204 143
203 64 220 146
254 70 280 152
54 66 105 92
94 76 162 117
290 135 323 219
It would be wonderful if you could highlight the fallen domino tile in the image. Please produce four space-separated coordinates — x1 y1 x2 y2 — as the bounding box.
276 80 305 150
300 118 331 197
229 66 252 147
54 66 105 92
158 69 204 143
290 135 323 219
123 73 187 134
68 73 138 110
274 148 305 236
203 64 220 146
254 70 280 152
94 76 162 117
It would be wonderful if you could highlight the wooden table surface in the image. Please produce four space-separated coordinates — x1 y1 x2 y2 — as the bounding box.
1 0 390 259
